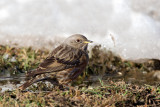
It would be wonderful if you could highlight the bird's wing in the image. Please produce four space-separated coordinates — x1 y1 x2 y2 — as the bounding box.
27 44 88 77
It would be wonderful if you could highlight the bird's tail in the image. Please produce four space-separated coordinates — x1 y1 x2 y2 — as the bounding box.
19 73 51 90
19 69 37 90
19 79 34 90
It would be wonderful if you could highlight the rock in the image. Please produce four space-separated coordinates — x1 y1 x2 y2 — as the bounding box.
153 70 160 80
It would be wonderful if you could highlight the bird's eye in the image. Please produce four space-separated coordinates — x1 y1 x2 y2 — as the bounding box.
76 39 81 43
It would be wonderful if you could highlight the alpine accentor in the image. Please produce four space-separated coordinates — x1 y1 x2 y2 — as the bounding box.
19 34 92 90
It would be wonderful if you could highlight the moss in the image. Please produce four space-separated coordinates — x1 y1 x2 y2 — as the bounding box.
0 45 49 74
0 45 160 106
0 80 160 106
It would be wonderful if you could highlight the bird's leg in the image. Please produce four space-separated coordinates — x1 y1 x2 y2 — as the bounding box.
63 85 81 98
62 83 77 96
63 84 73 90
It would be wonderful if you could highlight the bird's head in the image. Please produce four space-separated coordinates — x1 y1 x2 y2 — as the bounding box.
64 34 93 51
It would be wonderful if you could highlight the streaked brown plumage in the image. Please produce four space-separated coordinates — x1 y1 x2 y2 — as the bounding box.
19 34 92 90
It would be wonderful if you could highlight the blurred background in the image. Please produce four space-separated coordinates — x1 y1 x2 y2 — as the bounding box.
0 0 160 60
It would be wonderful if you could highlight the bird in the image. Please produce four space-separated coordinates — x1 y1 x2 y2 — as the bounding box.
19 34 92 90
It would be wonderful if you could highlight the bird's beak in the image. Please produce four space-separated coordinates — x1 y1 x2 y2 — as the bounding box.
84 40 93 44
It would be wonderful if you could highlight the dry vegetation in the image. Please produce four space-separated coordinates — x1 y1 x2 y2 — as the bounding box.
0 45 160 106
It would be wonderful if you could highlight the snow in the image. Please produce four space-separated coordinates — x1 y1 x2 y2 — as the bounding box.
0 0 160 60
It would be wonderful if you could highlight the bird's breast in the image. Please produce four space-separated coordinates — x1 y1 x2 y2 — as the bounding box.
54 68 73 84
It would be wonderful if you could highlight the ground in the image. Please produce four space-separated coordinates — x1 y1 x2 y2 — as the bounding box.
0 45 160 106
